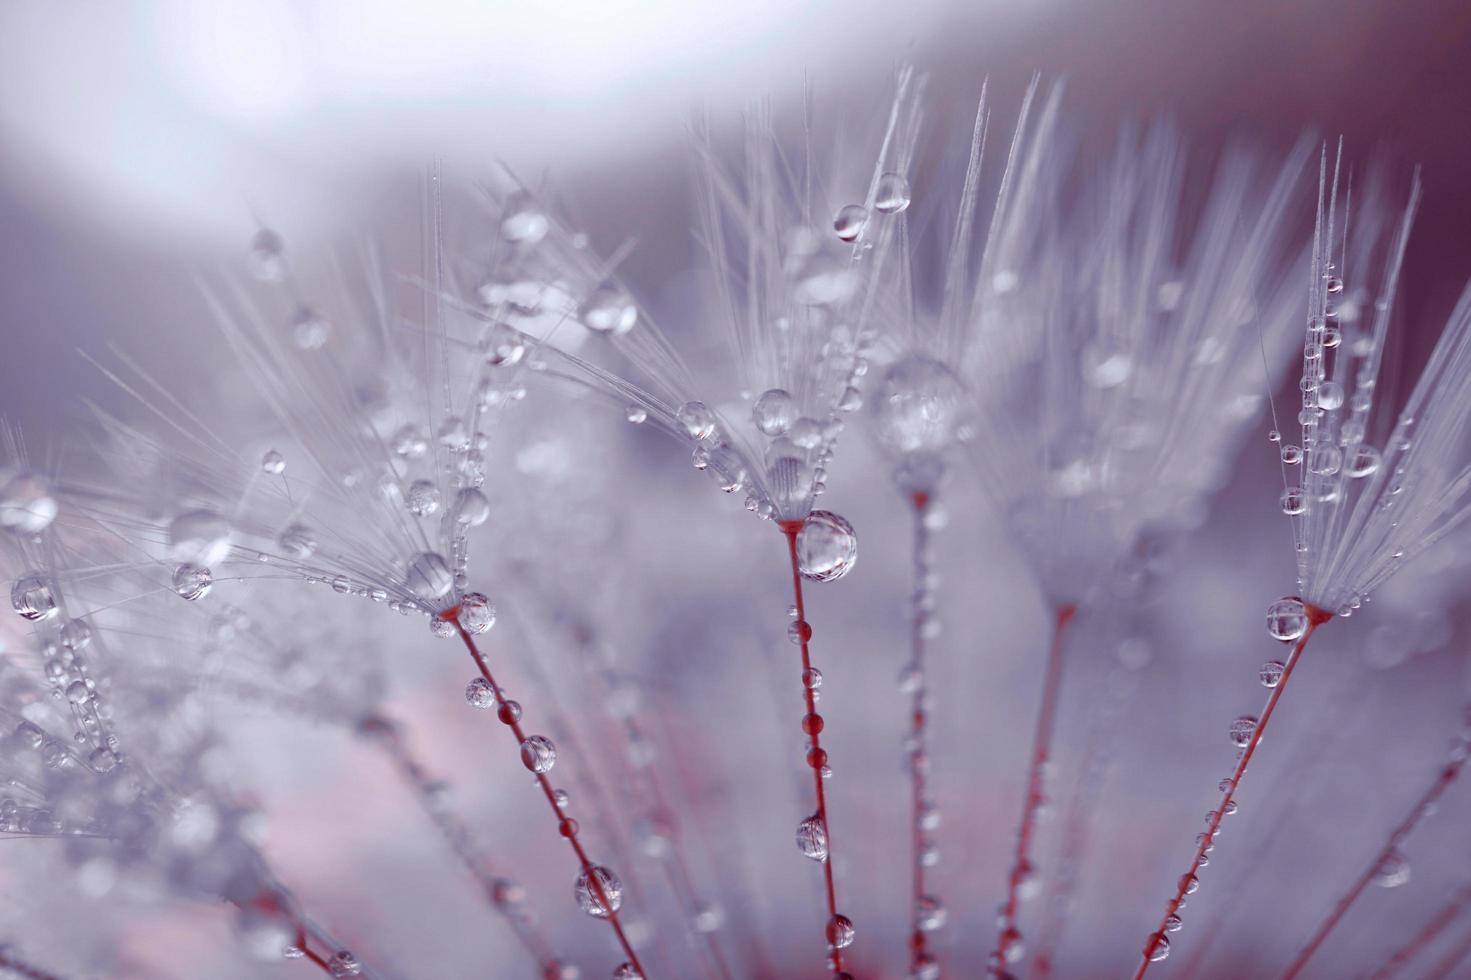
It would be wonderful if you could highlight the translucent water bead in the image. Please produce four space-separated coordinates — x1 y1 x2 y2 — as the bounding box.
259 450 286 475
1228 716 1258 748
405 552 454 600
796 813 829 861
580 283 638 335
827 914 856 949
833 204 869 243
1146 934 1171 962
457 592 496 634
797 511 858 583
465 678 495 708
753 389 796 436
172 564 213 601
1266 597 1308 642
1259 661 1285 688
612 964 643 980
874 172 912 214
406 480 441 516
677 401 717 441
0 469 58 534
574 865 624 917
11 575 58 621
328 950 362 977
1373 850 1411 888
520 735 557 774
870 357 968 460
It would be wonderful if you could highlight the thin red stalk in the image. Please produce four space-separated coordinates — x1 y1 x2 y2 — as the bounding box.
1282 744 1470 978
1423 918 1471 978
908 492 936 976
454 620 647 977
296 930 333 974
992 603 1077 969
370 718 560 968
780 520 845 977
1134 606 1333 979
1367 883 1471 980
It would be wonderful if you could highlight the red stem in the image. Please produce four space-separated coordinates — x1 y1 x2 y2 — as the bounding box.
1367 883 1471 980
780 520 845 977
1134 605 1332 979
909 493 936 976
1281 745 1469 978
295 929 333 974
1423 918 1471 979
454 620 647 977
992 603 1077 970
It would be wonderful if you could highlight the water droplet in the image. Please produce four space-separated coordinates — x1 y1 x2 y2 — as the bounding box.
870 357 967 462
259 450 286 475
1346 446 1381 478
677 401 717 441
247 228 286 281
88 746 118 773
520 735 557 773
802 667 823 690
833 204 869 242
1373 850 1411 888
501 194 549 244
276 523 317 559
392 424 429 459
11 575 58 621
916 895 947 931
172 563 213 601
481 321 527 366
574 865 623 917
874 172 912 214
405 553 453 600
1268 429 1282 443
693 903 724 933
1228 716 1258 748
612 964 643 980
788 620 813 644
465 678 495 708
1280 445 1302 465
454 488 491 526
1164 914 1182 933
1259 661 1285 688
457 592 496 633
292 307 331 350
753 389 796 436
625 406 647 424
1266 597 1308 642
328 950 361 977
60 618 92 650
168 510 233 567
797 511 857 583
581 283 638 335
827 913 855 949
1280 486 1307 515
498 700 522 725
0 469 58 535
796 813 829 861
1317 381 1345 411
1146 934 1171 962
406 480 441 517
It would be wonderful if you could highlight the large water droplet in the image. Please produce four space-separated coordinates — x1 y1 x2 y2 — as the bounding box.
874 172 912 214
172 563 213 601
827 913 855 949
1228 716 1258 748
677 402 717 441
797 511 858 583
406 480 441 517
520 735 557 774
1266 597 1308 642
581 284 638 335
458 592 496 634
796 813 829 861
574 865 624 918
0 470 57 535
405 553 453 600
833 205 869 243
465 677 495 708
11 575 58 621
753 389 796 436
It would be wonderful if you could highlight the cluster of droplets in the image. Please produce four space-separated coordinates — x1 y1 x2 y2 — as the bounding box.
8 576 120 774
870 357 970 496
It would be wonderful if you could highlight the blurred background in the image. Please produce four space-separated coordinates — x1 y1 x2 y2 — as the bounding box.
5 2 1471 978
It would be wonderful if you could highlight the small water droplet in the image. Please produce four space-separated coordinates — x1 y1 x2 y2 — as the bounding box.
1373 850 1411 888
260 450 286 475
753 389 796 436
328 950 361 977
1266 597 1308 642
11 574 58 621
1228 716 1258 748
874 172 912 214
457 592 496 634
826 913 855 949
797 511 858 583
172 563 213 601
1259 661 1285 688
465 678 495 708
